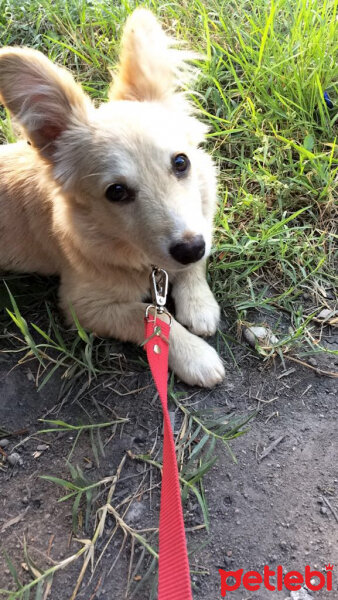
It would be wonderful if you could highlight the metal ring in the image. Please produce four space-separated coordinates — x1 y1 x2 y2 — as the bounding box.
145 305 172 326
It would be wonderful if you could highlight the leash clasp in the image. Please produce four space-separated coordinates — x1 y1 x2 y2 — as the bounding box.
145 266 171 326
150 267 168 313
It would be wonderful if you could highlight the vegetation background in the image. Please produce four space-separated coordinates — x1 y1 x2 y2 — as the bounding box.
0 0 337 598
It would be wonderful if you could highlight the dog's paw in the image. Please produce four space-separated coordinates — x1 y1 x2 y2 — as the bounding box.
169 328 225 387
175 288 221 337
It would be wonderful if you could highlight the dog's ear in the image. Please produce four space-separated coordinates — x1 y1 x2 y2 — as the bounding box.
110 8 194 102
0 48 90 160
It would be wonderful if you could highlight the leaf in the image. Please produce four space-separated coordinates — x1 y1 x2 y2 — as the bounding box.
3 550 22 587
69 305 90 343
185 457 218 485
72 492 82 534
40 475 80 491
257 1 276 69
303 134 315 152
189 433 210 461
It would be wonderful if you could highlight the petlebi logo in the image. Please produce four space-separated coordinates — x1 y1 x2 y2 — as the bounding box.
218 564 333 596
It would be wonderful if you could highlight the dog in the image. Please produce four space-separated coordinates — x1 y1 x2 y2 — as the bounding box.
0 8 225 387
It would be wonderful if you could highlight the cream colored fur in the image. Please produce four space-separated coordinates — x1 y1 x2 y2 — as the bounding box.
0 8 225 387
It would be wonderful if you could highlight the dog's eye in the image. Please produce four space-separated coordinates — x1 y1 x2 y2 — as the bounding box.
172 153 190 176
105 183 134 203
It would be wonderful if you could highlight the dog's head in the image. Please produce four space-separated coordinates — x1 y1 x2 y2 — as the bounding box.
0 9 217 272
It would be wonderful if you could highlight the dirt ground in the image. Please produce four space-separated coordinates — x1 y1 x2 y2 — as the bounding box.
0 298 337 599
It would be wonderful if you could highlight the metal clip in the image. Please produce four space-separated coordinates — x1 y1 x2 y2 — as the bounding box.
145 304 172 326
150 267 168 313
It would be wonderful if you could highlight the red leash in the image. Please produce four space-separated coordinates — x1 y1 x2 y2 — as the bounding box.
144 269 193 600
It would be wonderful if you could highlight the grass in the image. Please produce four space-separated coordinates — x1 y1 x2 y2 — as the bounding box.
0 403 252 599
0 0 336 365
0 0 337 597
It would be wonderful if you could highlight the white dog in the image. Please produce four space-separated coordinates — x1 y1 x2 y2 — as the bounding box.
0 9 225 387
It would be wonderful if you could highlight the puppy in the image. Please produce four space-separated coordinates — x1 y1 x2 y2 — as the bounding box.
0 8 225 387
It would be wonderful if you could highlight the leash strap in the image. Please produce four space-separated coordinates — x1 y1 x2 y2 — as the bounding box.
144 314 193 600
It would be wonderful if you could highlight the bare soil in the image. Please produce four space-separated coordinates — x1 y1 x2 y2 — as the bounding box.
0 290 337 600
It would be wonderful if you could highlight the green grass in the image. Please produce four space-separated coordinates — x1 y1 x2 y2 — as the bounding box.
0 0 337 365
0 0 337 597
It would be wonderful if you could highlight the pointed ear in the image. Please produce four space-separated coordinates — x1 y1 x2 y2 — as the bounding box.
0 47 90 160
109 8 195 102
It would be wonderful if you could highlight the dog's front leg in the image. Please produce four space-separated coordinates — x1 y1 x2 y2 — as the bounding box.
171 260 221 337
60 279 224 387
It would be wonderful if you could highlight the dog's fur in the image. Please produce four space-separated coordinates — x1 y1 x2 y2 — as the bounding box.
0 9 225 387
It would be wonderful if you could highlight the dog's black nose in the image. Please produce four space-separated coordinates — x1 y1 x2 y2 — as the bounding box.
169 235 205 265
